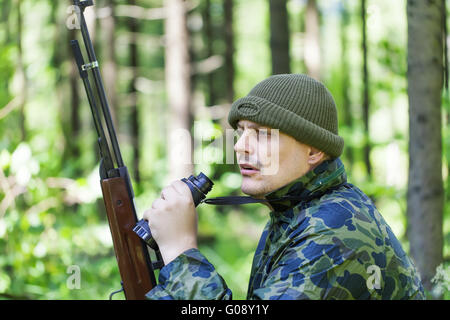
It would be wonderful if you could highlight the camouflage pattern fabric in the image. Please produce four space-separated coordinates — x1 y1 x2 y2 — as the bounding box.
146 158 425 300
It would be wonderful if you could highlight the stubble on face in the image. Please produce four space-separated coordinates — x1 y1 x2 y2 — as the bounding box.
235 120 314 198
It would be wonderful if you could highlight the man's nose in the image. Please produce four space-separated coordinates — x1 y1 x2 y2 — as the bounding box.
234 131 255 155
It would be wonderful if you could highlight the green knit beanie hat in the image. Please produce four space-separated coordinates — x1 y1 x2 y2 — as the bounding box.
228 74 344 159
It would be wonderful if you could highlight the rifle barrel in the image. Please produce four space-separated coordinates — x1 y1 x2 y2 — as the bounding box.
70 39 115 175
71 1 158 298
77 4 124 168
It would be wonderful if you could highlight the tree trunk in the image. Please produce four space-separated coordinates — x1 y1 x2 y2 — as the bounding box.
1 0 11 44
101 0 118 130
340 1 353 170
69 29 81 159
269 0 291 75
361 0 371 178
164 0 194 181
16 0 26 141
203 0 215 106
127 0 141 183
406 0 444 292
304 0 320 80
223 0 235 103
443 1 450 203
52 2 70 162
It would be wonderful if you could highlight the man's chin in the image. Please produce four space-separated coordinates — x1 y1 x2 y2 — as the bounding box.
241 182 266 198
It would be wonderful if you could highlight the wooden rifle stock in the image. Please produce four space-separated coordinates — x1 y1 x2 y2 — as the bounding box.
101 175 156 299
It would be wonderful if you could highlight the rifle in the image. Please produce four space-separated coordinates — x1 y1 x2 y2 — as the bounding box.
70 0 158 299
70 0 215 300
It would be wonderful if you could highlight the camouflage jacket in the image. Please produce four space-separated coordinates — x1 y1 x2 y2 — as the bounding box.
146 158 425 300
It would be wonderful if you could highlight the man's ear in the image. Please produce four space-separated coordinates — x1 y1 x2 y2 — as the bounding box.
308 147 326 166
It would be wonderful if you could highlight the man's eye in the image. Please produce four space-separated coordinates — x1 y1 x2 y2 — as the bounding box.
235 129 244 138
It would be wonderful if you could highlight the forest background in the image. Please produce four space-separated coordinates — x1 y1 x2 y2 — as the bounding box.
0 0 449 300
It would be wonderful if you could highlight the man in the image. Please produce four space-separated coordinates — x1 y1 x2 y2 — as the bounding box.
144 74 425 299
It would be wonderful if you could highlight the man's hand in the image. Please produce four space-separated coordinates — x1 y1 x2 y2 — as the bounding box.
143 180 198 265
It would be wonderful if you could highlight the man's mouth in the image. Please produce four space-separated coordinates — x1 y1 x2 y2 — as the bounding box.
239 163 260 175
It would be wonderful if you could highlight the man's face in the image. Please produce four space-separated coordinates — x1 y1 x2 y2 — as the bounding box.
234 120 319 198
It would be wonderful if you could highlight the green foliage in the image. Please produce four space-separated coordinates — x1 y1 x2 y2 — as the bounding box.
430 262 450 299
0 0 449 300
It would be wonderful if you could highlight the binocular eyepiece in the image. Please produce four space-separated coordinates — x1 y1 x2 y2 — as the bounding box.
181 172 214 206
133 172 213 249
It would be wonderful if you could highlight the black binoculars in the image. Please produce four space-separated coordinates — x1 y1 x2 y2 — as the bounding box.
133 173 213 249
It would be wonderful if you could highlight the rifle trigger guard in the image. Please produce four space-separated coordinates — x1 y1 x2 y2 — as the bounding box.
81 60 99 71
109 281 124 300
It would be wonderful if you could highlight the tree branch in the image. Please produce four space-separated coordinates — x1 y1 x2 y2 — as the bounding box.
0 96 23 120
0 168 26 219
111 1 199 20
115 5 166 20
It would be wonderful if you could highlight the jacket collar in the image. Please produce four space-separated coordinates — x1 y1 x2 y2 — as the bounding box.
264 157 347 213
